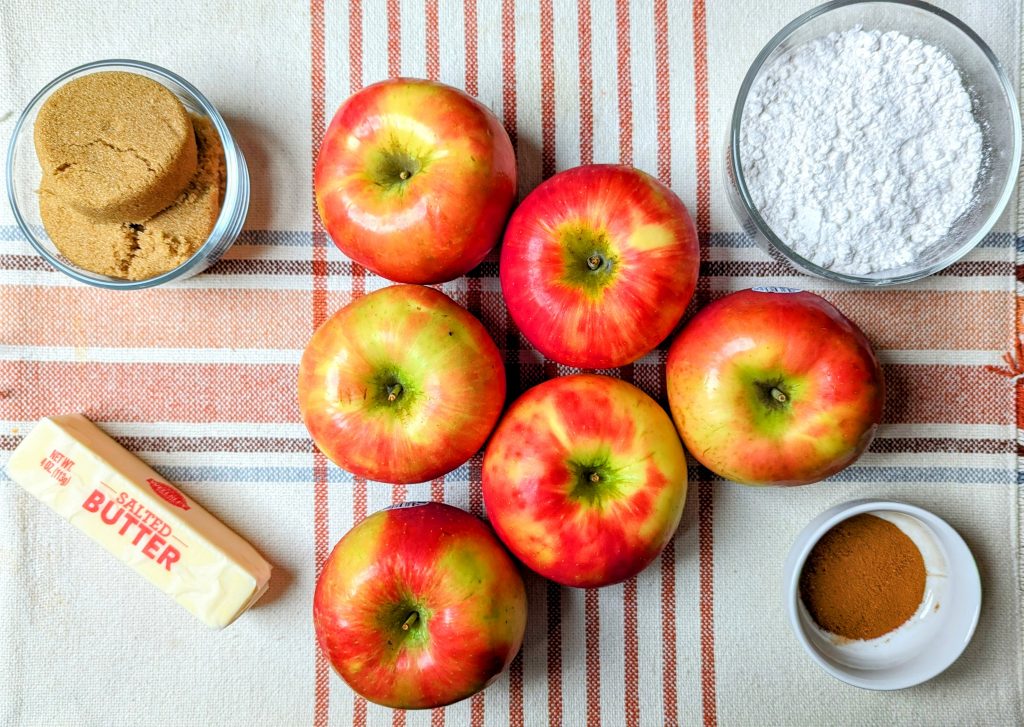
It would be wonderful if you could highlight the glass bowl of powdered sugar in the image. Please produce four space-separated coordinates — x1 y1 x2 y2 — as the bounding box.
727 0 1021 285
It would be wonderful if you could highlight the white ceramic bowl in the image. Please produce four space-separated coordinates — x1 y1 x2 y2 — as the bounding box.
782 500 981 689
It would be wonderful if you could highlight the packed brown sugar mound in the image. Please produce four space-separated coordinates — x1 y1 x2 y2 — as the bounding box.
39 116 226 280
34 71 225 281
35 72 198 221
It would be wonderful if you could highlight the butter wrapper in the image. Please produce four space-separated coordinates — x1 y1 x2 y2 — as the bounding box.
5 414 272 628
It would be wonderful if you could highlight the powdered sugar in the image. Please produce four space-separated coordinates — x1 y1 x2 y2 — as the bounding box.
740 27 983 275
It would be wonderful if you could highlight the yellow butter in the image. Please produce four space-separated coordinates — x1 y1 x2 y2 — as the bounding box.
6 414 272 628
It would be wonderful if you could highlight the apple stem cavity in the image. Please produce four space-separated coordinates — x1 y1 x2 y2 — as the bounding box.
402 611 419 631
771 387 787 404
567 459 621 506
370 147 423 189
558 225 618 296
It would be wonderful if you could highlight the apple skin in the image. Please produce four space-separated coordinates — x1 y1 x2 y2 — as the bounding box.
500 164 699 368
298 284 506 484
314 502 527 709
482 374 687 588
315 78 517 284
666 288 885 487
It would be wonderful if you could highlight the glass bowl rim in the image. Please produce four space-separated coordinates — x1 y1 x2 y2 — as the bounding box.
5 58 245 290
729 0 1022 287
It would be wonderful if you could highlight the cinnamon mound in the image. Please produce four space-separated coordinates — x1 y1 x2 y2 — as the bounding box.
799 513 926 641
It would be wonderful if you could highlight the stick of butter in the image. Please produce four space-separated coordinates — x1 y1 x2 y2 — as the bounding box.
5 414 272 629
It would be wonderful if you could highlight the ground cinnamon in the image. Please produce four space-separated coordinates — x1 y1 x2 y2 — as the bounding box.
799 513 926 640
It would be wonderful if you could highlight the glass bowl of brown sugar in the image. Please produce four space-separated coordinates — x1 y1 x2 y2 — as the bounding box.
6 59 250 289
782 500 981 690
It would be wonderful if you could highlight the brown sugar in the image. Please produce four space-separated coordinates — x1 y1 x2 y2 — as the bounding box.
799 513 926 641
39 115 225 280
35 71 197 221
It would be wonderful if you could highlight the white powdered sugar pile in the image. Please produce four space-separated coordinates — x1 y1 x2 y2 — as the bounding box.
740 27 983 275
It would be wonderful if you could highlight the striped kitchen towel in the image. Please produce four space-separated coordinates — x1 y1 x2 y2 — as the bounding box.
1 0 1021 724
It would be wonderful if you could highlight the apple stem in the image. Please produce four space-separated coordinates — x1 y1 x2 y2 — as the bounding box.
402 612 418 631
587 254 602 271
387 383 403 402
399 170 411 180
771 387 787 403
589 472 600 483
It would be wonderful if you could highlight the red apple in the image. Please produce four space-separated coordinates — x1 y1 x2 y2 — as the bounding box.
666 288 885 486
315 78 517 284
482 374 687 588
500 164 699 368
314 502 527 709
298 284 505 484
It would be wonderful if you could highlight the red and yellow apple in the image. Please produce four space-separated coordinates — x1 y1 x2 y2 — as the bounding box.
482 374 687 588
666 288 885 487
315 78 517 284
500 164 699 369
298 284 506 484
314 502 527 709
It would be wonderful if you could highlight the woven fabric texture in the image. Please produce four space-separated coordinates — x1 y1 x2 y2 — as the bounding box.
1 1 1022 725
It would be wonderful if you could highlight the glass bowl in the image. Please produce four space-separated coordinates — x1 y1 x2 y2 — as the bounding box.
5 59 250 290
726 0 1021 286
